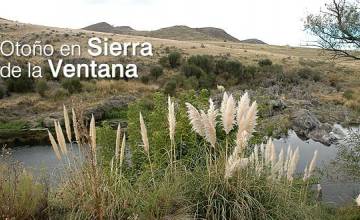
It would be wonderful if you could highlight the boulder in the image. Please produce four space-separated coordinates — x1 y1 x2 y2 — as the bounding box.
291 109 335 145
292 109 321 136
269 99 287 111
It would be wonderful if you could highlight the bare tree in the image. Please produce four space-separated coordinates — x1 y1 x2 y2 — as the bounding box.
305 0 360 60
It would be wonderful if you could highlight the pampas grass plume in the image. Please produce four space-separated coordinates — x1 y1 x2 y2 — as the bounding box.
55 120 68 155
139 112 149 153
221 93 236 134
63 105 72 143
185 103 205 137
115 123 121 161
168 96 176 142
48 130 61 160
72 108 80 144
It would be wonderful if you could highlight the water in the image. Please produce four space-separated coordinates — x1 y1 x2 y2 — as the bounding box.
273 130 359 205
6 130 360 205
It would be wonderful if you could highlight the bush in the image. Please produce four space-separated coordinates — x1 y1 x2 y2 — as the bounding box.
258 58 273 67
297 67 321 82
50 88 69 101
164 79 177 96
181 63 203 78
159 56 170 68
343 89 354 100
0 86 5 99
35 80 49 97
168 52 182 68
198 72 216 88
141 75 150 84
6 75 34 93
0 158 48 219
188 55 214 73
150 65 164 80
61 78 82 93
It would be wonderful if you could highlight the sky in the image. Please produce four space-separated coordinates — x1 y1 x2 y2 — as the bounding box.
0 0 329 46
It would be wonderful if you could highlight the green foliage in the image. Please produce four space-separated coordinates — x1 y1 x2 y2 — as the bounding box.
343 89 354 100
61 78 82 93
0 160 47 219
140 75 150 84
0 120 28 130
0 85 5 99
258 58 273 67
50 88 69 101
158 56 170 68
181 63 203 78
168 52 182 68
97 122 117 167
35 80 49 97
297 67 322 82
104 107 128 119
188 55 215 73
6 75 34 93
150 65 164 80
127 91 210 173
164 79 177 96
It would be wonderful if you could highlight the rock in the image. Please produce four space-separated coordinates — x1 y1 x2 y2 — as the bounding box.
291 109 335 145
43 112 64 128
330 124 347 140
43 95 136 128
292 109 321 136
84 95 135 122
269 99 287 111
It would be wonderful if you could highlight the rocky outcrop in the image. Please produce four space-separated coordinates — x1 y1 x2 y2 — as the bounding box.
291 109 336 145
43 95 135 128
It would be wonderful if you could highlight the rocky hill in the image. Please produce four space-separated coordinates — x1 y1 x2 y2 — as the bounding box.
83 23 241 42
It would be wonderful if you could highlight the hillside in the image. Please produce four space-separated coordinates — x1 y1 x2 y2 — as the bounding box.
240 38 267 44
83 22 241 42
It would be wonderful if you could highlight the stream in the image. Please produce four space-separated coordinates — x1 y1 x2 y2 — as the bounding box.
6 129 360 206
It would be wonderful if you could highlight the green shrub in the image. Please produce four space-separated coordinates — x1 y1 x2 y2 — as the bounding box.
164 79 177 96
343 89 354 100
198 72 216 88
188 55 214 73
0 86 5 99
181 63 203 78
297 67 321 82
0 160 47 219
150 65 164 80
258 58 273 67
50 88 69 101
168 52 182 68
6 75 34 93
35 80 49 97
61 78 82 93
159 56 170 68
141 75 150 84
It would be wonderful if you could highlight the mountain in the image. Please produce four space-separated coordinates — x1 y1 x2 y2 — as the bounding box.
83 22 116 33
83 23 240 42
195 27 240 42
240 38 267 44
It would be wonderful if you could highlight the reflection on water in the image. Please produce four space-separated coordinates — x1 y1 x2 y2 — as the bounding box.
9 144 81 184
274 130 359 206
8 130 360 205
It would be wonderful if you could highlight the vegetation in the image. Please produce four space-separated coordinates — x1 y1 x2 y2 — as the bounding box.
35 79 49 97
305 0 360 60
168 51 182 68
6 75 34 93
150 65 164 80
0 153 48 219
61 78 82 93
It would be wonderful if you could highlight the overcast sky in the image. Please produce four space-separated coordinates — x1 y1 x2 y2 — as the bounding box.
1 0 329 46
